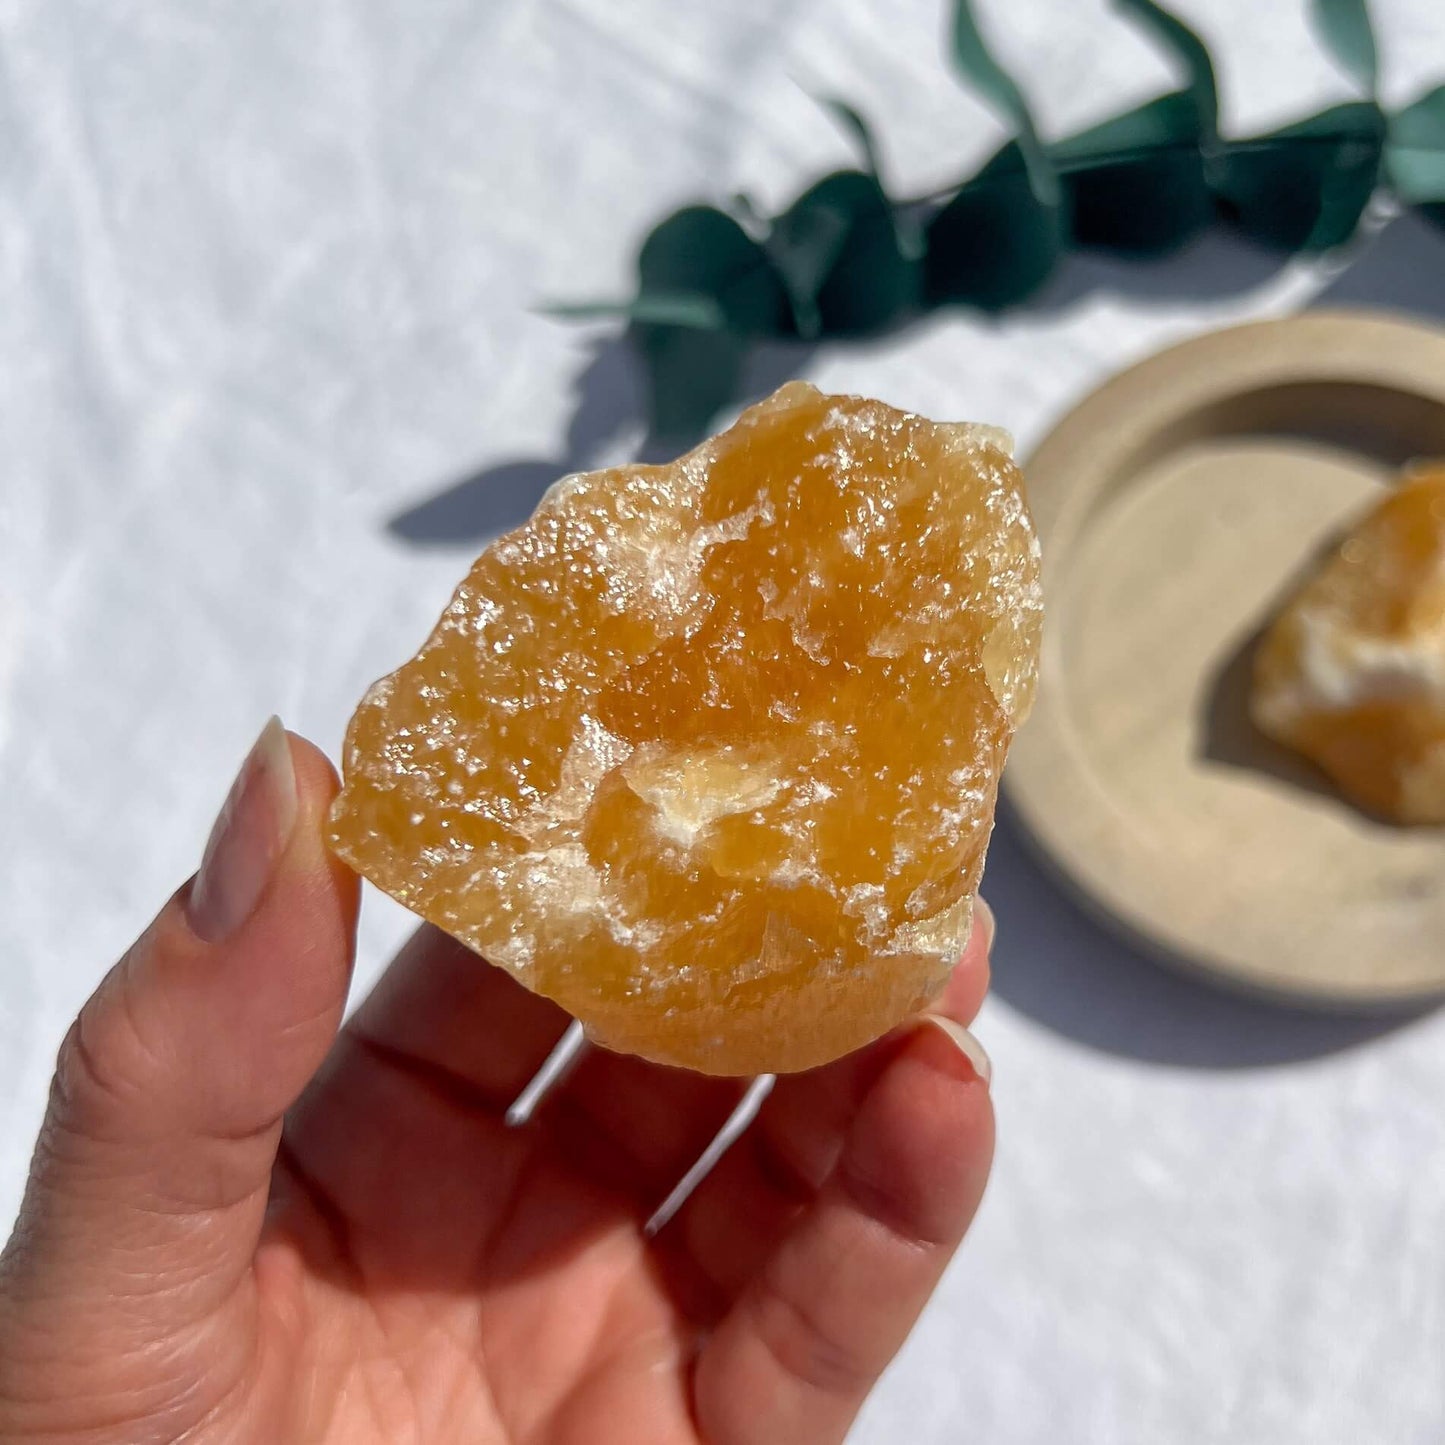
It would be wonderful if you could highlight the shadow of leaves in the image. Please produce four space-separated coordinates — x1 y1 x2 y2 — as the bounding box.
388 335 814 548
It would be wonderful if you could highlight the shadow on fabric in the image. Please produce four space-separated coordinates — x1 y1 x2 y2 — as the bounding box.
388 335 814 547
984 803 1434 1068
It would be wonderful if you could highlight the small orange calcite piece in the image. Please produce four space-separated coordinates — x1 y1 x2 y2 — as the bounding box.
1252 464 1445 824
329 382 1041 1073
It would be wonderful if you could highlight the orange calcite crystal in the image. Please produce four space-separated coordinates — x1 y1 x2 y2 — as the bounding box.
1252 464 1445 824
329 382 1041 1074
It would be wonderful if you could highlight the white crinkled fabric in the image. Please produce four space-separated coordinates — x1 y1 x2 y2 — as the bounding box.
1 1 1443 1440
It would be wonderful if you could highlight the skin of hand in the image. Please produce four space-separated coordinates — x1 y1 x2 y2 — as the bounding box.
0 720 995 1445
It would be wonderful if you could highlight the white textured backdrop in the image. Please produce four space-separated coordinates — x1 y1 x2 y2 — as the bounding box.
3 1 1444 1440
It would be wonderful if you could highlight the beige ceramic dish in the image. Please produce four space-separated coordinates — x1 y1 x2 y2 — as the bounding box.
1005 309 1445 1008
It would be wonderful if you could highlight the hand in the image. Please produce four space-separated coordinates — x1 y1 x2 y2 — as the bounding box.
0 721 994 1445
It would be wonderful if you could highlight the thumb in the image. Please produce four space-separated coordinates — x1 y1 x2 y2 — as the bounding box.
0 719 358 1345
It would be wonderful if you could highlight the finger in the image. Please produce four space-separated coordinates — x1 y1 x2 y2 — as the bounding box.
551 1049 749 1201
342 929 752 1208
693 1019 994 1445
756 907 991 1188
664 899 992 1308
337 893 983 1227
1 722 358 1344
277 925 579 1259
571 899 992 1221
346 924 574 1110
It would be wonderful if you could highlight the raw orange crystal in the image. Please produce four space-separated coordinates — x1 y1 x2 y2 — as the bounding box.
1252 464 1445 824
329 382 1041 1074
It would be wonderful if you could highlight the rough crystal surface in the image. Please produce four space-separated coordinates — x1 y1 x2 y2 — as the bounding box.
1252 464 1445 824
329 382 1042 1073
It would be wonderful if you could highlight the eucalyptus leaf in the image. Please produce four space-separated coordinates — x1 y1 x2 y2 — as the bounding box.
1387 85 1445 204
1114 0 1218 141
818 97 883 180
948 0 1058 205
633 322 747 442
766 195 852 339
925 141 1063 309
772 171 920 336
1310 0 1379 94
1054 90 1212 253
1216 101 1385 251
554 0 1445 439
636 206 790 336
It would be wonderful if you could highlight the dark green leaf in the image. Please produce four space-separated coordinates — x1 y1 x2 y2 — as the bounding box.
1387 85 1445 204
925 140 1064 309
1054 91 1212 253
636 206 790 336
1113 0 1218 141
633 322 747 442
770 171 920 336
1310 0 1378 94
948 1 1058 205
547 0 1445 441
765 199 851 338
818 97 883 180
1215 101 1384 251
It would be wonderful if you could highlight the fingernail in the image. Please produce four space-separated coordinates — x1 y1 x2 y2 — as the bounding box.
975 895 996 952
917 1015 992 1087
188 717 298 943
